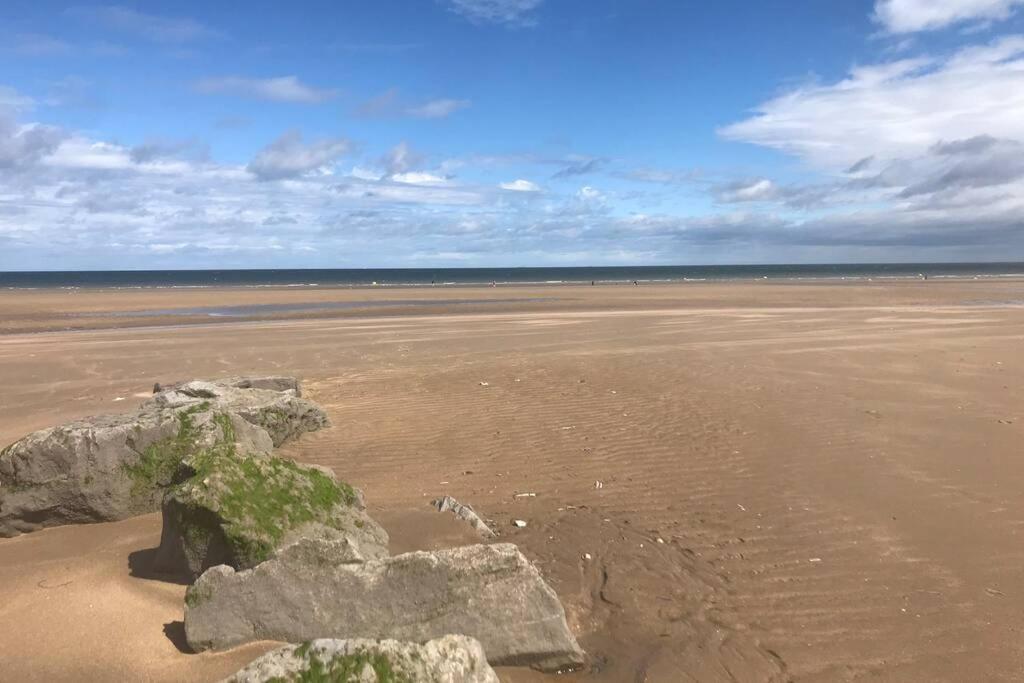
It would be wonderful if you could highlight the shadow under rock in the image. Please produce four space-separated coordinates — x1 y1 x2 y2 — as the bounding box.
163 621 194 654
128 547 191 585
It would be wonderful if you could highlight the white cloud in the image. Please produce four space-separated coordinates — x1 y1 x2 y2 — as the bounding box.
42 76 100 109
43 135 131 170
718 179 776 202
65 6 221 43
335 180 485 206
406 98 471 118
0 120 67 170
355 90 470 119
349 166 384 181
382 141 423 175
720 36 1024 168
6 25 1024 272
5 33 74 56
195 76 337 104
875 0 1024 33
552 157 605 179
0 86 36 113
391 171 448 185
354 88 400 118
500 179 541 192
619 167 701 185
247 130 351 180
447 0 544 26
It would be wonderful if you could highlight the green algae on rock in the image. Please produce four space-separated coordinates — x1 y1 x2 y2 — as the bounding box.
121 402 210 497
0 376 325 538
221 636 499 683
0 403 270 537
149 379 329 447
155 450 387 580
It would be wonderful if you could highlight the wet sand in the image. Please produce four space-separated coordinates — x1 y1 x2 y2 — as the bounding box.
2 280 1023 681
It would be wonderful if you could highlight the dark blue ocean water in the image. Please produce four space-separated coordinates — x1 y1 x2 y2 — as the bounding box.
2 263 1024 289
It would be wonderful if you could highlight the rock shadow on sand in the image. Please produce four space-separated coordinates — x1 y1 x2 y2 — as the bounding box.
128 547 192 586
163 621 193 654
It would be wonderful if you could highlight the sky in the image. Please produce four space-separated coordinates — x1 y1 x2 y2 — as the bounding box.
2 0 1024 269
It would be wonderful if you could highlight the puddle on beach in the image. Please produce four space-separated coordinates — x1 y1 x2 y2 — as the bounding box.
71 297 557 319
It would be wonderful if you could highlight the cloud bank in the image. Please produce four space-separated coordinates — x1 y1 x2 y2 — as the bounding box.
720 36 1024 168
875 0 1024 33
3 2 1024 269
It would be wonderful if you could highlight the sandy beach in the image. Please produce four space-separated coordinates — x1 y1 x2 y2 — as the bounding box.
2 279 1024 681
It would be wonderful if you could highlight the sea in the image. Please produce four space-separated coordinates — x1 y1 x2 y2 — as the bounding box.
2 263 1024 289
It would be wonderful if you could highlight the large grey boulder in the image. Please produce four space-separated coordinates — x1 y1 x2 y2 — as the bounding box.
0 403 271 538
185 542 586 673
153 450 387 580
222 636 498 683
1 376 329 538
149 379 327 447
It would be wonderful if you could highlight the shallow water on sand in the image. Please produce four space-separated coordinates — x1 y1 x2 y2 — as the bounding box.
72 297 557 318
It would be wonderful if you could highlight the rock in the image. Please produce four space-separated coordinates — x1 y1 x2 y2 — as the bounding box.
157 376 303 397
222 635 498 683
221 376 303 396
185 542 586 673
431 495 496 538
271 535 368 565
153 450 387 579
0 403 272 538
0 377 329 538
1 377 329 538
147 379 327 447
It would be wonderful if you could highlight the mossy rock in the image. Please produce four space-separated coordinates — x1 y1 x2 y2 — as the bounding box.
1 376 323 539
120 402 210 498
153 451 388 580
222 636 498 683
147 380 328 447
1 402 271 538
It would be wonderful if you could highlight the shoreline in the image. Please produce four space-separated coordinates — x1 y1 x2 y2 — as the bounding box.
3 278 1024 336
3 261 1024 291
5 270 1024 291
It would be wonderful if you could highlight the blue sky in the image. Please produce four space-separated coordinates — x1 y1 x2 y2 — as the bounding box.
3 0 1024 269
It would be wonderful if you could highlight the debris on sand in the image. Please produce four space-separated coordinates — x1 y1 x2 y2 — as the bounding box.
431 495 497 539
